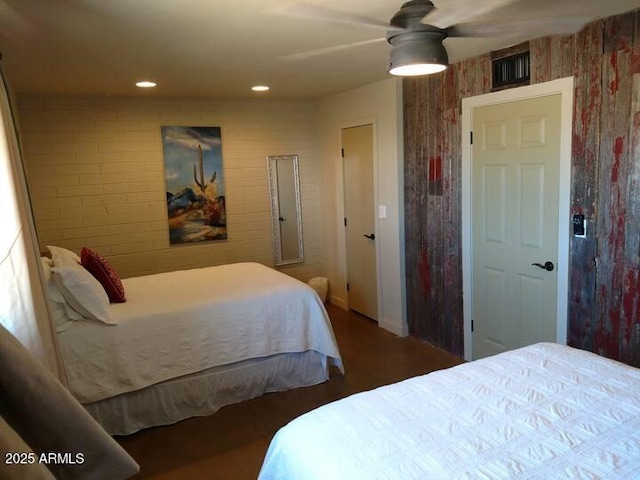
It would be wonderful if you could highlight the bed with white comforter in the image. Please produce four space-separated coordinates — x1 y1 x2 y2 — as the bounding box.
54 261 343 435
259 343 640 479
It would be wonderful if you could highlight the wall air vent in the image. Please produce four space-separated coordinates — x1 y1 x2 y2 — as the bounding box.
491 42 530 91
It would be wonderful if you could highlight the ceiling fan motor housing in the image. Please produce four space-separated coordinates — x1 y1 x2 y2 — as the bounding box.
387 0 448 75
387 30 449 74
390 0 436 29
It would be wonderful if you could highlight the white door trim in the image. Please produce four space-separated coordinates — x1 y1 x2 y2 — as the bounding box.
461 77 574 361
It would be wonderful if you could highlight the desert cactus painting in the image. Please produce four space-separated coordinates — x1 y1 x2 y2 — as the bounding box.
161 126 227 244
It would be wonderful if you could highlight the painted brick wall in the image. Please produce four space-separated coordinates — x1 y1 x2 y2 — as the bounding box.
17 95 322 281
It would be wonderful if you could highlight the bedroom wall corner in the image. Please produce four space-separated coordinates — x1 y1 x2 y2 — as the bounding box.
317 78 407 336
16 96 323 282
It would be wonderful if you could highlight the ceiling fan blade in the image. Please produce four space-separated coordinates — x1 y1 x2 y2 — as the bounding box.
271 2 391 30
423 0 518 29
278 37 386 61
447 16 591 38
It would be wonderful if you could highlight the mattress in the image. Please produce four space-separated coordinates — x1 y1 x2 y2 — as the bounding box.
58 262 343 404
259 343 640 479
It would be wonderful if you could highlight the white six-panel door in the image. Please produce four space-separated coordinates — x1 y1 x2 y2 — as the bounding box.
472 94 561 359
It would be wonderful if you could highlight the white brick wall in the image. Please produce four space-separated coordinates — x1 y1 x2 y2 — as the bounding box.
18 95 323 281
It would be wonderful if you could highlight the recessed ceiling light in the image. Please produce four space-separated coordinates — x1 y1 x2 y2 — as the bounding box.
252 85 269 92
136 81 157 88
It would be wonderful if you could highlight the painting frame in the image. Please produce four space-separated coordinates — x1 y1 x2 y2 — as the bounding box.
161 126 227 245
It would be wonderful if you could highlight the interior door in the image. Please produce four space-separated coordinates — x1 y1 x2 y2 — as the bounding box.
343 124 378 320
472 94 561 359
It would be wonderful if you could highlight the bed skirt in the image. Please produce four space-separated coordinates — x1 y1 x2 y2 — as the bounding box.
84 350 330 436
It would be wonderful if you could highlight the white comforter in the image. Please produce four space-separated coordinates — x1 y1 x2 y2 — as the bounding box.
259 343 640 479
59 262 343 404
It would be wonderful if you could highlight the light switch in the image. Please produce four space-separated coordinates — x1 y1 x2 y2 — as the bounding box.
378 205 387 219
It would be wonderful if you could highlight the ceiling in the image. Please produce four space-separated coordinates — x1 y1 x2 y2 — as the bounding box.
1 0 639 101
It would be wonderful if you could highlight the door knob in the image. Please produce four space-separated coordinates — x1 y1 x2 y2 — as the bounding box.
532 261 554 271
363 233 375 240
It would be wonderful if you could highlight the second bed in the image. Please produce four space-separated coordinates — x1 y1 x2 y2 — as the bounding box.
53 262 343 435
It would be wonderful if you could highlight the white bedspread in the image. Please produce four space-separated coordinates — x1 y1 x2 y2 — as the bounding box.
59 262 343 404
259 343 640 479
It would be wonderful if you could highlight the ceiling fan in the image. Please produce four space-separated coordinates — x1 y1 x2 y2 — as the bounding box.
274 0 589 76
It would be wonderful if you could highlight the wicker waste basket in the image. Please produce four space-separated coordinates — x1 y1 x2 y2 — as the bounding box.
307 277 328 302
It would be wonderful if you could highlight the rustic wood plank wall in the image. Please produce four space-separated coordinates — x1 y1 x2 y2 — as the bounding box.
404 9 640 365
565 22 601 356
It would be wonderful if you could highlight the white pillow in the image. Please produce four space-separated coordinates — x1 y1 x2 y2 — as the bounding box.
47 245 81 267
41 257 64 303
51 263 114 325
40 257 80 332
49 298 79 333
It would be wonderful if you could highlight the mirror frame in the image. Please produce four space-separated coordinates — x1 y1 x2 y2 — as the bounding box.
267 154 304 266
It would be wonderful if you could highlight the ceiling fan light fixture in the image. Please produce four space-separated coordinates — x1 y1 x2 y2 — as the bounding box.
389 62 447 76
387 32 448 77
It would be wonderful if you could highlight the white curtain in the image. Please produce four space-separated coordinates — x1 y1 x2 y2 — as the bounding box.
0 65 64 381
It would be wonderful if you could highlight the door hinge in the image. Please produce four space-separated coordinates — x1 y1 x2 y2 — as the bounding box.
341 148 345 158
470 131 473 145
471 319 474 332
346 282 350 292
344 217 347 227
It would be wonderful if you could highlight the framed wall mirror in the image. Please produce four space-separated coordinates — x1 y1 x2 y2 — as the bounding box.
267 155 304 266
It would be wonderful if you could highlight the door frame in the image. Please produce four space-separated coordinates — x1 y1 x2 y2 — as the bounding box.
461 76 574 361
340 118 381 320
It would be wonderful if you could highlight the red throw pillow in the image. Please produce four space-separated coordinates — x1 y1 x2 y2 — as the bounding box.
80 247 126 303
